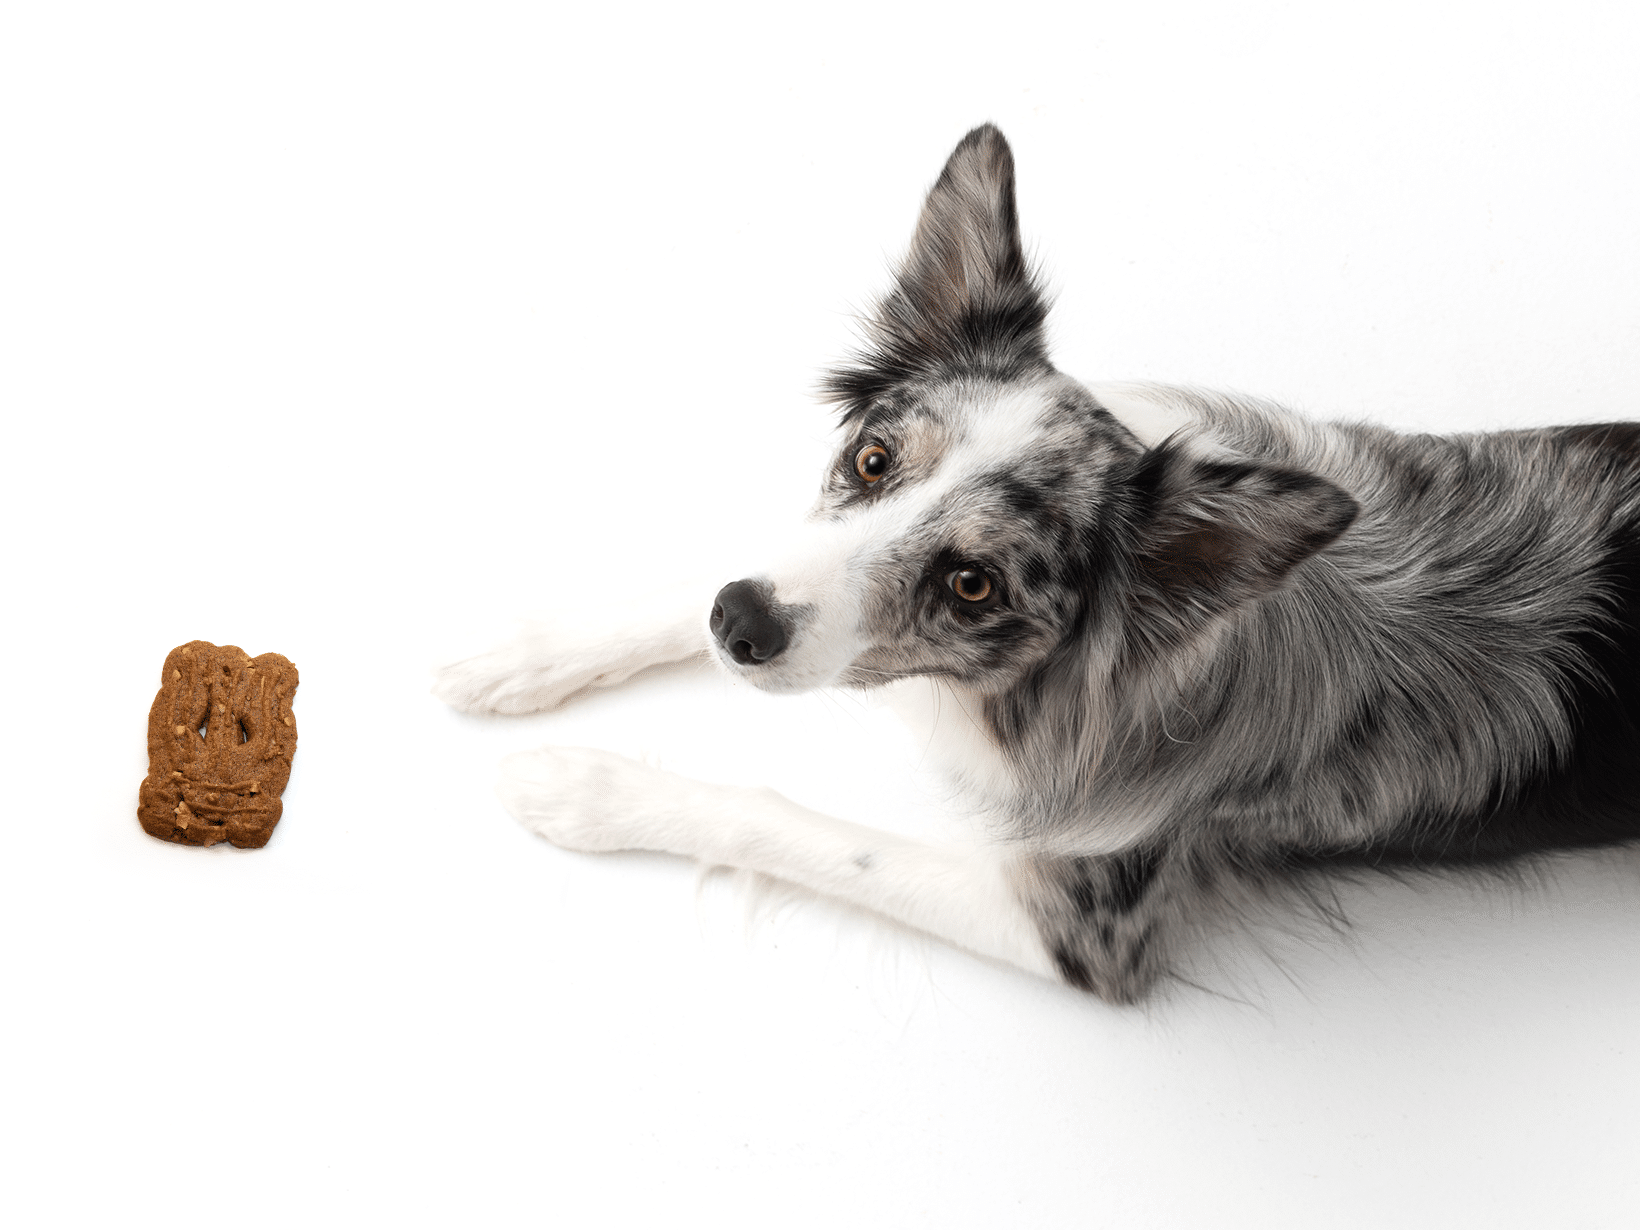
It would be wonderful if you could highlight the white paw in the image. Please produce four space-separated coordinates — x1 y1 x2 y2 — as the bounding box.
433 634 612 715
497 746 694 853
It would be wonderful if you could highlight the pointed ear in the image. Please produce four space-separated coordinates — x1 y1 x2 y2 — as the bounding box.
824 125 1050 416
898 124 1038 337
1128 443 1359 633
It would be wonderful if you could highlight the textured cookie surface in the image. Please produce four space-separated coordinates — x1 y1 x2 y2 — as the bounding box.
138 641 299 848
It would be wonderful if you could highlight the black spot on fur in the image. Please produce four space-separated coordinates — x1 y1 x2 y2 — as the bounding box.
1059 846 1166 919
1052 943 1095 991
1108 843 1166 914
1020 553 1053 590
995 476 1048 520
1337 694 1386 750
1121 929 1153 976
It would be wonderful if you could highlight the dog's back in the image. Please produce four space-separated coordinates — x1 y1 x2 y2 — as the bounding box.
1085 392 1640 871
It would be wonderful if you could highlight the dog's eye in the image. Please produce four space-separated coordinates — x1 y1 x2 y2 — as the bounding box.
948 569 993 603
855 445 890 483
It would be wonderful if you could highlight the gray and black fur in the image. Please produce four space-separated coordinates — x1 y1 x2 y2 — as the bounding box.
717 124 1640 1002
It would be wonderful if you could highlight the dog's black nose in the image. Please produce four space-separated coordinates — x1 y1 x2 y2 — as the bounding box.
710 580 788 665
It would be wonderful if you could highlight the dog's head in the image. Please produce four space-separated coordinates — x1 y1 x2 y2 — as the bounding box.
710 126 1357 701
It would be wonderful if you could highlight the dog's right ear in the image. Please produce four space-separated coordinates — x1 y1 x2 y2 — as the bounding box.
823 125 1051 419
1124 442 1359 647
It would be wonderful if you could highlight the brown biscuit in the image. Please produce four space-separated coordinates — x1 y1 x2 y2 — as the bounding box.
137 641 299 849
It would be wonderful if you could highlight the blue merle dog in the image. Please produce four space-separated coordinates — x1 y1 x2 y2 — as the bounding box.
436 125 1640 1002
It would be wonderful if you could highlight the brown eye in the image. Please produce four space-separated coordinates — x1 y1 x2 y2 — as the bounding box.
948 569 993 603
855 445 890 482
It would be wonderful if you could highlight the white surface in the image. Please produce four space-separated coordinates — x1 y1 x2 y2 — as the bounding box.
5 2 1640 1226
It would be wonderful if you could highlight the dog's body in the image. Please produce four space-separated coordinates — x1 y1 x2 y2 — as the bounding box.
436 126 1640 1002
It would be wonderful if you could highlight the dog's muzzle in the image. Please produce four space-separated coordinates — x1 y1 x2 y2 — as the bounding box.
710 579 788 666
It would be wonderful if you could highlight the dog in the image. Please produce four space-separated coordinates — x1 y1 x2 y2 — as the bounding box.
434 125 1640 1003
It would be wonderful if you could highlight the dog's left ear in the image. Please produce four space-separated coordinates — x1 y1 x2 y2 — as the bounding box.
1128 443 1359 631
825 125 1051 416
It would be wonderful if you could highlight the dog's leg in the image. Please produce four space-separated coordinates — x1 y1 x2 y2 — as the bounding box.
1012 846 1187 1004
496 746 1060 980
434 595 707 715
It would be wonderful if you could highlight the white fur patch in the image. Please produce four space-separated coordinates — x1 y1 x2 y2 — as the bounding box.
497 744 1057 977
1087 381 1199 447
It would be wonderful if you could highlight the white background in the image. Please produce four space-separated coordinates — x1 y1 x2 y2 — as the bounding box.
4 2 1640 1226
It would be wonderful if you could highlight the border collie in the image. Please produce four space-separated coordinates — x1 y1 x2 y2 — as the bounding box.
435 125 1640 1002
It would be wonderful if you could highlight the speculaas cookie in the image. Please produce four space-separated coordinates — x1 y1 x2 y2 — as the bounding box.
138 641 299 848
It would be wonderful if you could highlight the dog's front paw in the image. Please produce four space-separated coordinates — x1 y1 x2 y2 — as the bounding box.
497 746 692 853
433 636 604 715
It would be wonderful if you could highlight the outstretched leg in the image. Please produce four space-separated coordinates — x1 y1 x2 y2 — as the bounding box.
434 595 708 715
497 746 1060 980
